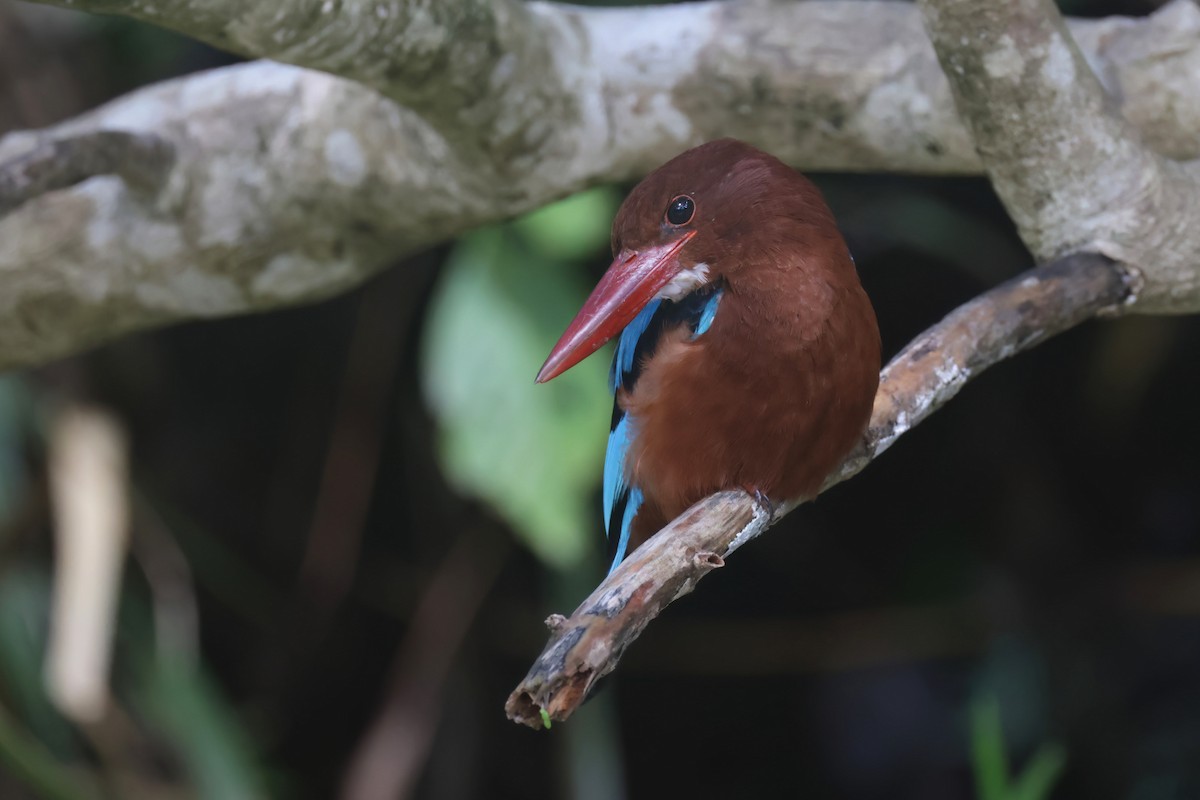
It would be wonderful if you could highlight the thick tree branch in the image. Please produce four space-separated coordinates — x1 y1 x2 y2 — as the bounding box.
0 63 477 370
0 2 1198 369
37 0 540 135
917 0 1200 313
505 252 1130 728
22 0 1200 173
0 130 173 215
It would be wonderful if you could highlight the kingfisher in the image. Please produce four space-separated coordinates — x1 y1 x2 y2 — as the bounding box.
537 139 881 574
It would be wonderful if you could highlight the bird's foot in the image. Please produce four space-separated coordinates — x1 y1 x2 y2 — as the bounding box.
741 484 777 521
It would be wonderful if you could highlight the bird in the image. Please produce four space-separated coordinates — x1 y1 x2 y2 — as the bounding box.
536 139 881 574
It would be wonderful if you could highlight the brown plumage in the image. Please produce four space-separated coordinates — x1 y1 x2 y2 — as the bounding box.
539 139 880 567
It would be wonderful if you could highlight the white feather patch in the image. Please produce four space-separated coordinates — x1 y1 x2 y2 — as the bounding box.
657 262 710 301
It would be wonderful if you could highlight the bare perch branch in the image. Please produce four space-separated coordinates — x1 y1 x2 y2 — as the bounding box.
505 252 1130 728
0 131 174 216
917 0 1200 313
842 253 1127 475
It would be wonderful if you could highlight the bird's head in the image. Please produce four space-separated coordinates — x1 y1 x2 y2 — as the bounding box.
536 138 839 383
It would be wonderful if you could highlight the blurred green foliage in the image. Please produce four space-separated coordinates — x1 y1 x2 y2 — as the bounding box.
0 700 94 800
0 378 269 799
0 566 271 799
132 651 267 800
971 695 1066 800
0 569 75 758
421 188 620 569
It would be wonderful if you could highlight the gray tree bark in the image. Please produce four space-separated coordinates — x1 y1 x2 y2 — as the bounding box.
918 0 1200 313
3 0 1200 368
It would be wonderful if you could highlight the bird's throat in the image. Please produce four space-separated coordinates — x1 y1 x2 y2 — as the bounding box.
657 262 711 302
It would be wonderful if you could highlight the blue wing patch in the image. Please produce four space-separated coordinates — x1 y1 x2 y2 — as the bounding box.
603 413 632 541
610 299 661 393
692 288 723 339
601 281 724 574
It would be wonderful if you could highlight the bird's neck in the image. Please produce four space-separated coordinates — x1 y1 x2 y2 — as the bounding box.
716 250 861 361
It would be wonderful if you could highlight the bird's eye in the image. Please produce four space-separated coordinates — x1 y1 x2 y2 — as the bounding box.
665 195 695 226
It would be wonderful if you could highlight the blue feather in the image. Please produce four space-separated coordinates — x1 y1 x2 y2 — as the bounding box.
601 281 724 574
610 299 661 393
608 487 643 573
603 414 632 538
692 287 723 338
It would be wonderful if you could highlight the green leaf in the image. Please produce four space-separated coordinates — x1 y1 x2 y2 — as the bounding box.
0 567 76 755
421 225 611 568
133 651 268 800
970 694 1066 800
0 701 98 800
970 695 1011 800
1010 743 1067 800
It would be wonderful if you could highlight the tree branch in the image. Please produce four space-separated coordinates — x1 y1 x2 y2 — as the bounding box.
506 0 1200 729
5 0 1187 731
0 131 173 216
505 252 1130 728
32 0 542 138
21 0 1200 172
0 63 473 370
0 2 1198 369
917 0 1200 313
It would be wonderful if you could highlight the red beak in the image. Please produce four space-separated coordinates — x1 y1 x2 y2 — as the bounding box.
536 232 696 383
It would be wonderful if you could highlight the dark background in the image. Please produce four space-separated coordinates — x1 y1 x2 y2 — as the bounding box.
1 1 1196 798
